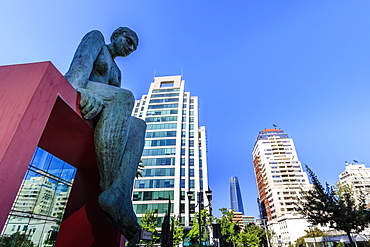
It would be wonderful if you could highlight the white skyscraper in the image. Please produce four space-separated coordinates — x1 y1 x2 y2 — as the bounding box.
339 162 370 204
132 75 210 227
252 128 313 246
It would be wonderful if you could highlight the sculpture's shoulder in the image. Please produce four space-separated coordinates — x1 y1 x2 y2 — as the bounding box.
81 30 105 46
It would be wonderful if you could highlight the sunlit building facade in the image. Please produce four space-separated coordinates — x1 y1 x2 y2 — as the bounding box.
252 128 312 246
132 75 210 227
339 162 370 204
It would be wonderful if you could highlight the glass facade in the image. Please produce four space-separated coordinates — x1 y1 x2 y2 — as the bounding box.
0 148 76 247
230 176 245 214
133 75 210 229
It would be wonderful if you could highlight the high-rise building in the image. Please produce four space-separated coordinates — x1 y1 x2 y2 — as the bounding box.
252 128 310 220
230 176 244 214
252 128 314 246
132 75 210 227
339 162 370 204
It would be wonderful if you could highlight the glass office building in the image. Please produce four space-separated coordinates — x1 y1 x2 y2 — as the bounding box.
0 148 76 246
230 176 244 214
132 75 210 227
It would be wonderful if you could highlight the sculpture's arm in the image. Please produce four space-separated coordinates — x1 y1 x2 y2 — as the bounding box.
65 30 106 89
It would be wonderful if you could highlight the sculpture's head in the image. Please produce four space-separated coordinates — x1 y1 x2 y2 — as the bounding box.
110 27 139 57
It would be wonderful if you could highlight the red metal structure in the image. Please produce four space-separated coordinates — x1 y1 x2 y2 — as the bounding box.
0 62 123 246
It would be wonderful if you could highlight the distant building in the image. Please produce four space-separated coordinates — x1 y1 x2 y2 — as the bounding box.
230 176 244 215
132 75 210 228
232 211 254 229
339 162 370 204
252 128 313 246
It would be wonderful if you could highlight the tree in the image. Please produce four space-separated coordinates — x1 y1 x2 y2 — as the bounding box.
238 223 265 247
299 165 370 247
172 215 185 245
0 232 34 247
295 227 325 247
216 208 240 247
187 209 214 246
139 209 160 245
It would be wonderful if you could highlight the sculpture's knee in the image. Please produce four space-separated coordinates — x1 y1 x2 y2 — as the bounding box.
130 117 147 137
108 88 135 112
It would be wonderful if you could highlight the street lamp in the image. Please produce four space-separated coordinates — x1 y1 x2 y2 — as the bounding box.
187 190 213 247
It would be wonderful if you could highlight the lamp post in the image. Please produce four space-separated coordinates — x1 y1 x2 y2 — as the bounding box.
187 190 213 247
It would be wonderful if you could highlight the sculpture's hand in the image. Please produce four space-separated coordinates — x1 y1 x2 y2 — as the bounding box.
77 88 104 120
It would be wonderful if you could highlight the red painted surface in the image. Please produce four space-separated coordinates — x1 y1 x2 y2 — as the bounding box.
0 62 121 246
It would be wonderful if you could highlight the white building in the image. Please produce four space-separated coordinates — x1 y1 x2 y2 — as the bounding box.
132 75 210 227
339 162 370 204
252 128 313 246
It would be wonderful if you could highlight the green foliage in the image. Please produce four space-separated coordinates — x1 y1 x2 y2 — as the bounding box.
237 224 265 247
215 209 266 247
139 209 159 244
299 165 370 246
295 227 325 247
172 216 185 245
0 232 34 247
187 209 214 245
216 208 241 247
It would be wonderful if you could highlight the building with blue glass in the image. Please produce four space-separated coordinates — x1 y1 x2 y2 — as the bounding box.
230 176 244 214
132 75 210 227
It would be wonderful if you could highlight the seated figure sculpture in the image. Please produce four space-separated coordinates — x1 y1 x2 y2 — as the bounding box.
64 27 145 246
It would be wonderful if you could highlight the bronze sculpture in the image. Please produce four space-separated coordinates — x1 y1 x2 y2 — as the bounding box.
65 27 145 246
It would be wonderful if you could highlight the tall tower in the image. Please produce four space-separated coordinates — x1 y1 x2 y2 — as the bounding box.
132 75 210 227
230 176 244 214
252 128 310 221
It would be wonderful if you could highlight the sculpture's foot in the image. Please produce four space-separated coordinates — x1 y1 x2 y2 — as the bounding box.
98 187 141 244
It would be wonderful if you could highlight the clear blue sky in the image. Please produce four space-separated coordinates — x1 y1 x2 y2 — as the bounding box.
2 1 370 218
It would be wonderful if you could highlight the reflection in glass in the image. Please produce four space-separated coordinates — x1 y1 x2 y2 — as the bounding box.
0 148 76 247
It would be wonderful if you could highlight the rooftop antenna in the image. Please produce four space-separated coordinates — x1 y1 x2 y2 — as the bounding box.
181 69 184 78
153 69 156 79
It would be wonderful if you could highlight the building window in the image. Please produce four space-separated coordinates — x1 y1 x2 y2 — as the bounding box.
142 148 176 156
160 81 174 88
189 140 194 147
189 169 195 177
149 98 179 104
145 139 176 147
145 116 178 123
189 159 194 166
133 203 174 214
141 168 175 177
152 88 180 93
151 93 179 98
147 123 177 130
146 109 178 116
148 103 178 109
142 158 176 166
134 179 175 189
146 131 176 138
133 191 174 201
190 180 195 188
